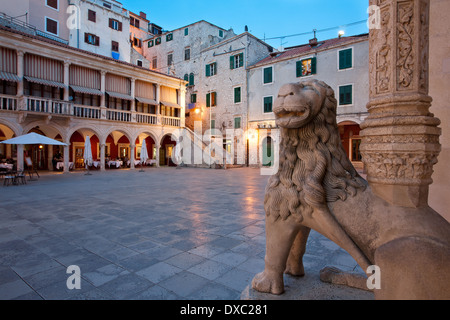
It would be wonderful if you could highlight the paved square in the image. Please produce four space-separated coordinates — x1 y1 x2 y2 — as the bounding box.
0 167 372 300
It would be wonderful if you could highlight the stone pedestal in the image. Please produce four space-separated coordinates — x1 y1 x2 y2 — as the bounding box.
360 0 440 208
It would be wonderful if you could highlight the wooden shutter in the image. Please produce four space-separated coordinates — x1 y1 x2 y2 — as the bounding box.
189 73 194 86
109 18 113 29
234 117 241 129
234 87 241 103
46 18 58 35
339 49 352 69
95 35 100 46
264 67 272 84
206 64 210 77
230 56 234 69
184 74 189 82
311 57 317 74
296 61 302 77
88 10 96 22
264 96 273 113
206 93 211 107
339 85 352 105
239 53 244 67
118 21 123 31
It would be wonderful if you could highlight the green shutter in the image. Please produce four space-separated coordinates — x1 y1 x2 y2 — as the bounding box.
339 49 352 69
239 53 244 67
184 28 189 36
296 61 302 77
311 57 317 74
264 67 273 84
230 56 234 69
189 73 194 86
148 40 154 48
234 117 241 129
206 64 211 77
339 85 352 105
184 74 189 82
234 87 241 103
264 96 273 113
206 93 211 107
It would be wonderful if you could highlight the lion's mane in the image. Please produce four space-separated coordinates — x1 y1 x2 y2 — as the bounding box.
265 82 367 222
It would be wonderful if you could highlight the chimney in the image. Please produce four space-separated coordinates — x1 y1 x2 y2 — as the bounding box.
139 11 147 19
309 29 318 47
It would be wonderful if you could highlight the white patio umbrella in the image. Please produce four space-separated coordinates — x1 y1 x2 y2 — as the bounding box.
83 136 93 175
139 138 148 172
0 132 67 146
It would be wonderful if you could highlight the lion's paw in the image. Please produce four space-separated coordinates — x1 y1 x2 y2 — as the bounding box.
251 271 284 295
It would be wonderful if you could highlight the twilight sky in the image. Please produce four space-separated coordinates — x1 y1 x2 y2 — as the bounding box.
120 0 370 49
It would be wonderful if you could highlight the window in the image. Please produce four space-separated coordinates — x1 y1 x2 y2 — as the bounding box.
111 41 119 52
189 73 194 86
339 85 353 105
130 17 140 29
155 37 161 45
296 57 317 77
191 93 197 103
88 10 96 22
137 60 143 67
230 53 244 69
211 119 215 130
103 2 111 9
206 92 217 107
109 19 122 31
167 53 173 66
148 40 154 48
133 37 142 48
263 66 273 84
234 87 241 103
46 0 58 10
166 33 173 42
234 117 241 129
205 63 217 77
219 30 224 37
152 57 157 69
184 48 190 61
184 28 189 36
339 48 353 70
85 33 99 46
45 18 58 35
263 96 273 113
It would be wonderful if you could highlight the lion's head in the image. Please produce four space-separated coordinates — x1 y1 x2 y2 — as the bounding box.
274 80 335 129
265 79 366 222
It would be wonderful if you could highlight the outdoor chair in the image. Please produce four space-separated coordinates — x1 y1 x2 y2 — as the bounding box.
15 170 27 185
3 173 16 186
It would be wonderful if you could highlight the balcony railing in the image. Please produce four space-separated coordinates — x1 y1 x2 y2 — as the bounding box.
136 112 158 125
162 116 181 127
0 95 183 127
0 94 17 111
26 97 71 115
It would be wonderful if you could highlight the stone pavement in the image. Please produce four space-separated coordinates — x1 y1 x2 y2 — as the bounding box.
0 167 373 300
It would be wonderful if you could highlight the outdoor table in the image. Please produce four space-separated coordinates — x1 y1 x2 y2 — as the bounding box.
0 163 13 170
107 160 123 168
56 162 74 170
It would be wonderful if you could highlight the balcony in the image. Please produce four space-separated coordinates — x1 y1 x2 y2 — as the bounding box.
0 95 182 127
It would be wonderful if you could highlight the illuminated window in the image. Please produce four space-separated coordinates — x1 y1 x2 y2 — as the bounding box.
296 57 317 77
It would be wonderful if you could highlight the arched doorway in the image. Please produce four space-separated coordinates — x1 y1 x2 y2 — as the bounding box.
0 124 17 170
160 134 177 166
105 130 132 169
135 133 157 166
69 130 100 170
338 121 362 163
25 126 64 171
261 136 274 167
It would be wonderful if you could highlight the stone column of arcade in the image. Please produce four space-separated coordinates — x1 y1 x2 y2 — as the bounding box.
360 0 441 208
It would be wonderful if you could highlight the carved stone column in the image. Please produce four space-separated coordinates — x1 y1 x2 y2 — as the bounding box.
360 0 441 207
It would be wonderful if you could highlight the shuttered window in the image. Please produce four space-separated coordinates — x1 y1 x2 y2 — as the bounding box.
46 18 58 35
109 19 122 31
206 63 217 77
263 96 273 113
46 0 58 10
85 33 99 46
166 33 173 41
230 53 244 69
88 10 96 22
234 87 241 103
339 85 353 105
339 48 353 70
234 117 241 129
189 73 194 86
111 41 119 52
263 67 273 84
296 57 317 77
206 92 216 107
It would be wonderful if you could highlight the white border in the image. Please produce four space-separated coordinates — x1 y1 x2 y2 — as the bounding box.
45 0 59 12
262 66 274 85
337 47 354 71
337 83 354 106
262 95 274 114
44 16 59 36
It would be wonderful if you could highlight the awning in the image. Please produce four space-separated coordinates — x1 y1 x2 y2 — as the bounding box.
161 101 181 108
0 71 20 83
70 85 103 96
135 97 158 105
24 76 66 88
106 91 133 101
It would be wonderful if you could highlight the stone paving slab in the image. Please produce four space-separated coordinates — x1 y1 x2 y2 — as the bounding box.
0 167 373 300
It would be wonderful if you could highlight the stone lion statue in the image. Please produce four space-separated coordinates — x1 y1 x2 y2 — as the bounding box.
251 79 450 299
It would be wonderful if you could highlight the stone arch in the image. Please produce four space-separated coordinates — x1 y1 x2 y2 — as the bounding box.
337 120 362 163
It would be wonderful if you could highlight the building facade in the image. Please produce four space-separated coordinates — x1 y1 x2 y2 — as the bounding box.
0 24 186 172
247 34 369 167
